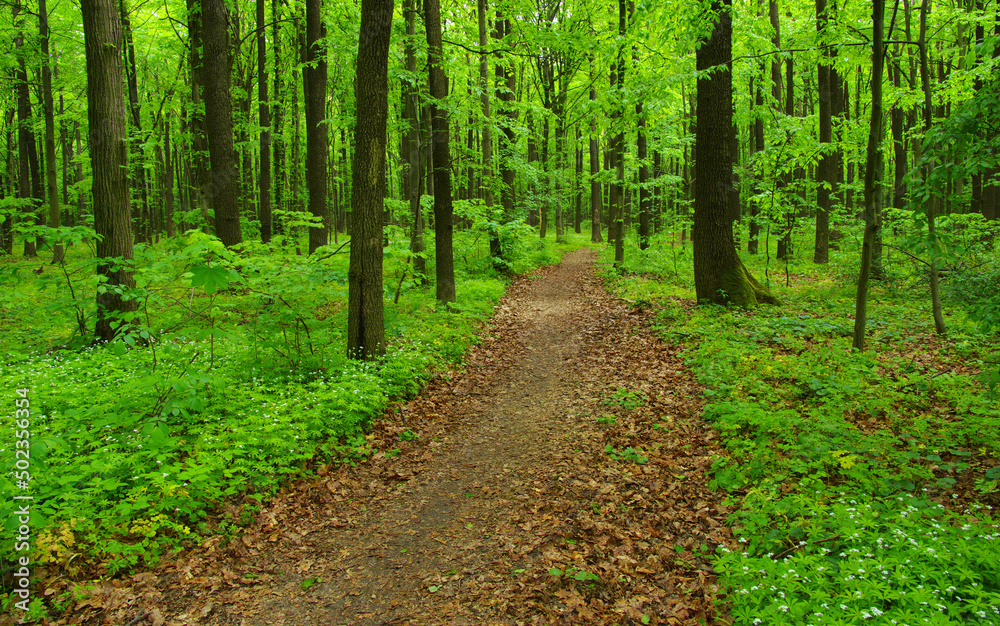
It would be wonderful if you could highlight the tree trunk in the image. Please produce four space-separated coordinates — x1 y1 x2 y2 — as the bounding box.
257 0 272 243
589 54 602 243
852 0 885 350
403 0 425 282
304 0 328 253
39 0 63 263
14 1 42 258
478 0 500 261
347 0 393 360
637 99 650 250
121 2 151 244
918 0 946 335
814 0 833 264
611 0 626 268
82 0 137 341
200 0 242 245
495 14 516 250
426 0 455 303
694 0 779 306
271 0 284 234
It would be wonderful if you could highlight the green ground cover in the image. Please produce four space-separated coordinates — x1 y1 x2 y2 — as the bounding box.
602 223 1000 626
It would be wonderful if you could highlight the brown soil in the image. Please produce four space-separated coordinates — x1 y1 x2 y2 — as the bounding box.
48 248 733 626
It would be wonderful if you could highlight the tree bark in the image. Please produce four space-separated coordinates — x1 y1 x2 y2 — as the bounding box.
589 53 602 243
39 0 63 263
14 1 42 258
425 0 455 303
852 0 885 350
918 0 946 335
611 0 626 268
814 0 832 263
402 0 425 282
257 0 272 243
201 0 242 246
304 0 328 253
347 0 393 360
694 0 779 306
82 0 137 341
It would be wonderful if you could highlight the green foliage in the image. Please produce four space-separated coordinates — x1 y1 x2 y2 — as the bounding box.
605 221 1000 626
716 495 1000 625
605 444 648 465
601 388 647 411
0 228 588 581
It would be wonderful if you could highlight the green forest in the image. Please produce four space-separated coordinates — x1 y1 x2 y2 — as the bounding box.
1 0 999 622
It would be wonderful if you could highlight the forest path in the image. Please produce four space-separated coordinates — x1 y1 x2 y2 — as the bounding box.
143 248 732 626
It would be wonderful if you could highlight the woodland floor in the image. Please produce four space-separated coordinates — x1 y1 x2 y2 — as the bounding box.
59 248 734 626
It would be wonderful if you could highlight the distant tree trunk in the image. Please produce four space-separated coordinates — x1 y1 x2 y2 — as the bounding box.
637 99 650 250
402 0 424 282
164 116 176 236
852 0 885 349
611 0 626 268
14 1 42 258
425 0 455 303
918 0 946 335
575 127 583 234
186 0 210 234
694 0 779 306
82 0 137 341
257 0 272 243
120 2 151 243
589 54 602 243
347 0 393 360
748 72 763 254
495 14 517 248
201 0 242 246
478 0 500 261
272 0 284 234
814 0 833 263
304 0 327 253
39 0 63 263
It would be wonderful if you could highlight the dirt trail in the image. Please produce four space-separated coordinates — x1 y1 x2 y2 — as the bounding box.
111 249 732 626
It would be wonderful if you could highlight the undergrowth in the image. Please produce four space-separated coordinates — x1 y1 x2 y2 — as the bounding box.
603 226 1000 625
0 225 585 613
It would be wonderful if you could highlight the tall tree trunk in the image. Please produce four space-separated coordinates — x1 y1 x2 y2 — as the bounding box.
347 0 393 360
257 0 272 243
272 0 284 234
589 54 602 243
918 0 946 335
814 0 833 263
186 0 210 234
749 73 764 254
852 0 885 349
120 2 151 243
575 127 583 234
164 116 176 236
39 0 63 263
14 1 41 258
82 0 137 341
478 0 499 261
403 0 425 282
694 0 778 306
304 0 327 253
201 0 243 246
637 99 650 250
611 0 626 267
496 14 516 249
425 0 455 303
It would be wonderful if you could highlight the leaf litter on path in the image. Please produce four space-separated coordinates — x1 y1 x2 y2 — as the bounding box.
54 248 734 626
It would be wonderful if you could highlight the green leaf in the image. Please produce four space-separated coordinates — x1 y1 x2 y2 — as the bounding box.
189 263 232 295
